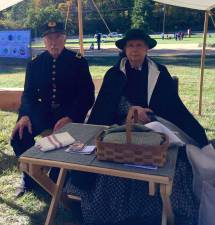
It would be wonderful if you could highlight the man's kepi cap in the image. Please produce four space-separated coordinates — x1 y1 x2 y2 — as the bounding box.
41 21 66 37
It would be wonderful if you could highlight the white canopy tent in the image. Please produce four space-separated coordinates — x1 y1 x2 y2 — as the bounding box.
154 0 215 11
0 0 24 11
154 0 215 115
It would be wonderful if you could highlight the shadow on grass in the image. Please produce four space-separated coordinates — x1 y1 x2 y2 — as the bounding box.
0 193 48 224
0 188 81 225
0 58 29 66
152 55 215 68
87 56 118 67
0 150 18 174
1 55 214 73
86 55 215 69
0 67 25 75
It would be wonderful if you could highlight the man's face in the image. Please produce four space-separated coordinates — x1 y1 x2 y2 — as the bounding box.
44 33 66 58
125 40 148 64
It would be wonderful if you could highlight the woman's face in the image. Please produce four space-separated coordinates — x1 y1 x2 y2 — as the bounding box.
125 40 148 64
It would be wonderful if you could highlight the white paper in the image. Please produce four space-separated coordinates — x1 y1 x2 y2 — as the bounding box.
144 121 184 145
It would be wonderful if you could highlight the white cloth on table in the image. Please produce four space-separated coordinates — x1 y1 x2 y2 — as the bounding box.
35 132 75 151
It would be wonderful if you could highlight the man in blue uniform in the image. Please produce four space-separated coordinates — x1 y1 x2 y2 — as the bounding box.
11 21 95 197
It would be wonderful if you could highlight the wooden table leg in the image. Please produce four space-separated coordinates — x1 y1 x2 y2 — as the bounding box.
160 183 174 225
45 168 67 225
20 163 57 196
20 163 79 225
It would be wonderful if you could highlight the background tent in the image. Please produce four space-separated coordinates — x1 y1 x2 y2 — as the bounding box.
0 0 24 11
153 0 215 115
154 0 215 11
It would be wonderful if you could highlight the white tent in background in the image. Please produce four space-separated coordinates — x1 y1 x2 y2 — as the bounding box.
154 0 215 11
153 0 215 115
0 0 24 11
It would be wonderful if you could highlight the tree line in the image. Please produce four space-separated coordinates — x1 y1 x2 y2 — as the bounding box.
0 0 214 37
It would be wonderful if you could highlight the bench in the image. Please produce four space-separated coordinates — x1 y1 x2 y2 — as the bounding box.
0 77 179 112
0 79 103 112
0 88 22 111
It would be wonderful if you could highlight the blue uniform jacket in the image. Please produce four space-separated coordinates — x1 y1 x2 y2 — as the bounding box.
19 48 95 123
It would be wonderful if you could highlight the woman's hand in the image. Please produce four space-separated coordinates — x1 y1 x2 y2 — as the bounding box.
130 106 153 124
53 117 72 132
11 116 32 140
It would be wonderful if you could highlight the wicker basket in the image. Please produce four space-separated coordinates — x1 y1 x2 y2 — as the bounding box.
96 108 169 167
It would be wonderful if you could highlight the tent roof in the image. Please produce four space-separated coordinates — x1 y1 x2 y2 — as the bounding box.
0 0 24 11
154 0 215 11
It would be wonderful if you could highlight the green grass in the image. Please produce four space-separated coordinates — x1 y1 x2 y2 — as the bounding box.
0 55 215 224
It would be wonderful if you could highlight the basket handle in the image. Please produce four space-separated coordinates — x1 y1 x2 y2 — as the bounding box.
126 108 138 144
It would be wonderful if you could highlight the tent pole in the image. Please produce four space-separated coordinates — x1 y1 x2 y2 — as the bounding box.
209 11 215 27
77 0 84 55
65 0 72 30
198 11 209 115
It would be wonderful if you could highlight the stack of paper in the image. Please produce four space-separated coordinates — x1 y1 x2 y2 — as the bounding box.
144 121 184 145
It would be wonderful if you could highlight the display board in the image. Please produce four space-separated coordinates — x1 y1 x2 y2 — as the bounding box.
0 30 31 59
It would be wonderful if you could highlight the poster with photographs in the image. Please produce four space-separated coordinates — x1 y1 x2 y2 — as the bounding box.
0 30 31 59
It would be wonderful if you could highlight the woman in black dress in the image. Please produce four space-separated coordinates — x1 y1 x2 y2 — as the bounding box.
66 29 209 225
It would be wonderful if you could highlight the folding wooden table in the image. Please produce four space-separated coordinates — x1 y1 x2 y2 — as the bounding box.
19 123 178 225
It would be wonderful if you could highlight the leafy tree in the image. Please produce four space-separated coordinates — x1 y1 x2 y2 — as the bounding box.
131 0 153 32
25 6 64 37
9 0 33 24
0 0 213 35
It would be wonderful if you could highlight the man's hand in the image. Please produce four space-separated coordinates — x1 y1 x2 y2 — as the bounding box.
130 106 153 124
53 117 72 132
11 116 32 140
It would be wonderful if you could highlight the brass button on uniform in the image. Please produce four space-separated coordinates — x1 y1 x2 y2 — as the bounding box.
37 88 40 91
52 95 56 98
52 77 56 81
53 59 56 63
52 71 56 75
52 65 56 69
53 89 56 92
38 98 42 102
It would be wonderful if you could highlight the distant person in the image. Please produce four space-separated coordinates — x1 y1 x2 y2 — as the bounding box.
89 42 94 50
181 32 184 40
187 28 191 38
96 32 101 50
174 32 178 41
178 32 182 40
161 32 164 40
10 20 95 197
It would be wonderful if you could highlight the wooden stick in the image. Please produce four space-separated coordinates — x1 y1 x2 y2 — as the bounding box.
198 11 209 115
77 0 84 55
